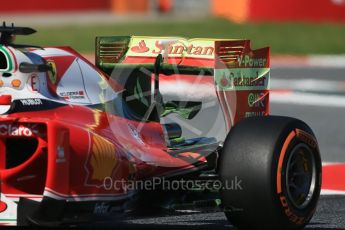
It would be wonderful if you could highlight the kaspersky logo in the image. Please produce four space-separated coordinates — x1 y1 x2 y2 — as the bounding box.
0 124 38 137
248 92 267 108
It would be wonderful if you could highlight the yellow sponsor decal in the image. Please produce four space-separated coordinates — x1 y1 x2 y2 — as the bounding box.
90 135 118 181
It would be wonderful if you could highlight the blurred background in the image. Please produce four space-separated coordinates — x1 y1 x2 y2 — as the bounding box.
0 0 344 55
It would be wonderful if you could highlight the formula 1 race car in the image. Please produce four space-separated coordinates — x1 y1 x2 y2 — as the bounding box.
0 23 321 229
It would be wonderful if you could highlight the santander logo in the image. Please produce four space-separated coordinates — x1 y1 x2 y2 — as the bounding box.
130 40 150 53
0 124 38 137
130 39 215 57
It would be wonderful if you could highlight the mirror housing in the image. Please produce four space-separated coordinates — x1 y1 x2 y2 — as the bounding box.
19 62 51 73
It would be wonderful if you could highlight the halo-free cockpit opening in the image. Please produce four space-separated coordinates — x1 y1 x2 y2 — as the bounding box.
0 50 8 71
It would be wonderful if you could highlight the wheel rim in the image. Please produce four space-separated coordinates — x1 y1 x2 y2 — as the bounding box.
285 143 317 209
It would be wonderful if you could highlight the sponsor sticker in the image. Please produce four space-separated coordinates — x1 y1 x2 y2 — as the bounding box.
47 60 57 84
30 74 40 92
215 68 270 91
238 55 267 68
0 124 38 137
130 40 150 53
127 37 215 59
245 111 266 118
20 98 43 106
94 202 110 214
59 91 85 100
247 92 267 108
85 134 118 187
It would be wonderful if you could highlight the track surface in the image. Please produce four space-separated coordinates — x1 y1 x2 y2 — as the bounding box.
271 67 345 162
96 196 345 229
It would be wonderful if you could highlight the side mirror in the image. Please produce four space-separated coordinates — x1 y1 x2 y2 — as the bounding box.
19 62 51 73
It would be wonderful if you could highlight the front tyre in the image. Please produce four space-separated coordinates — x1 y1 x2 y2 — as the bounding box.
218 116 322 230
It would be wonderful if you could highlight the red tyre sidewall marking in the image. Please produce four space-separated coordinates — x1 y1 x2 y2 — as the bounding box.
277 129 319 194
276 128 319 225
277 130 296 194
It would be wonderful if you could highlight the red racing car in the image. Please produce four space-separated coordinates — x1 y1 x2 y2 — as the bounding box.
0 24 321 229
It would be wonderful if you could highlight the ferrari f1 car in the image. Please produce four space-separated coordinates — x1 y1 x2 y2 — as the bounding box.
0 23 321 229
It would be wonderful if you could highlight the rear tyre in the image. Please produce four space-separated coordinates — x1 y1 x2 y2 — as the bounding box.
218 116 322 230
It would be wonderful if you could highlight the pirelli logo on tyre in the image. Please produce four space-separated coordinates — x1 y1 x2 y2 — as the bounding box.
276 128 320 226
295 129 318 149
279 195 308 225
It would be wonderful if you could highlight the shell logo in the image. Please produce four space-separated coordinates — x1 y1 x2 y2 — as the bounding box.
89 135 118 181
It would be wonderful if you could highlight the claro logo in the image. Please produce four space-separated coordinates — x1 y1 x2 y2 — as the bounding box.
0 124 38 137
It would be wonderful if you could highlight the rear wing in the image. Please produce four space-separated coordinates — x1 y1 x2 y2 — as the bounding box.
96 36 269 66
96 36 270 130
95 36 269 77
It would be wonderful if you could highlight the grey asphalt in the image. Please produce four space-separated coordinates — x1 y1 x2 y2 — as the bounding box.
272 103 345 163
272 67 345 81
270 67 345 163
95 196 345 229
